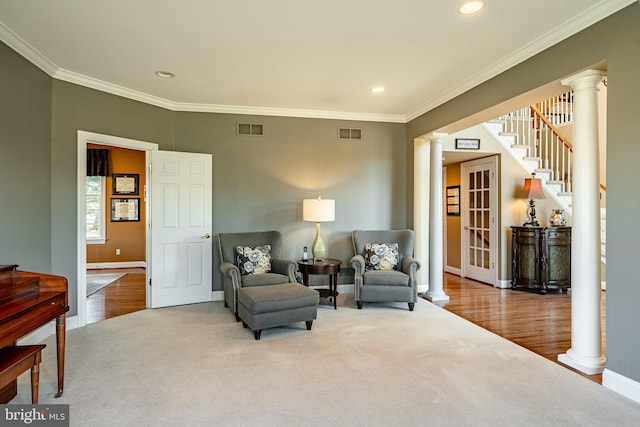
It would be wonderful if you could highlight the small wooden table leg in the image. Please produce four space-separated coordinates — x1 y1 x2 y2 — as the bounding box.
30 351 42 404
55 314 66 398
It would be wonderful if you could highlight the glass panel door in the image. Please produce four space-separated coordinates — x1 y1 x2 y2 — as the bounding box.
461 157 498 285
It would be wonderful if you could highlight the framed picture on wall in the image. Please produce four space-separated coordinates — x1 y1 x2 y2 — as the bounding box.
446 185 460 216
112 173 139 195
111 198 140 222
455 138 480 150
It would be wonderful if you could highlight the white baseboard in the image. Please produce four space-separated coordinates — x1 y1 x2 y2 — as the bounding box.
212 290 224 301
444 266 462 276
87 261 146 269
496 279 512 289
603 368 640 404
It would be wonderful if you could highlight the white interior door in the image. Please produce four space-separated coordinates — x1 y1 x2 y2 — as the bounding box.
461 157 498 285
150 150 213 308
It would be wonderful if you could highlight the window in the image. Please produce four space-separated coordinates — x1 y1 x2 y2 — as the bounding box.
86 176 106 244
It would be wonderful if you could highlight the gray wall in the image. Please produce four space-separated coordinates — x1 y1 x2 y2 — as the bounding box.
0 42 52 272
407 3 640 384
174 112 406 288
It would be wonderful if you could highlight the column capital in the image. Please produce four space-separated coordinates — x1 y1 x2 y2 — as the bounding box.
561 69 606 89
428 132 448 144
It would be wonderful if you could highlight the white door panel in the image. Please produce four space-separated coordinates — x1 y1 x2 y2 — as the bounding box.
150 150 213 308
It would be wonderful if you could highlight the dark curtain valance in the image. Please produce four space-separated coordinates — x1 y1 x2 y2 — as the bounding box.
87 149 110 176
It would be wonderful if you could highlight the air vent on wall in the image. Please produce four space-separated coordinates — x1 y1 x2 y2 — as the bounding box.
237 122 264 136
338 127 362 141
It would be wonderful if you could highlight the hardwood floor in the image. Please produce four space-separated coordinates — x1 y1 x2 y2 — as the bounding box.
86 269 606 383
86 268 146 325
437 273 605 384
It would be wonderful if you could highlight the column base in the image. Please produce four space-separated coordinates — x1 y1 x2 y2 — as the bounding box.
423 291 449 303
558 349 606 375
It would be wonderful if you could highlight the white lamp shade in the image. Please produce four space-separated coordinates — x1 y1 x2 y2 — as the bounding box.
303 198 335 222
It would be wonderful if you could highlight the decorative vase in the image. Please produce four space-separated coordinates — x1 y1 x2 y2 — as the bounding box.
549 209 566 226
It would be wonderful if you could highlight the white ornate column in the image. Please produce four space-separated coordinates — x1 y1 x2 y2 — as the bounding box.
557 69 606 375
413 137 429 291
425 133 449 302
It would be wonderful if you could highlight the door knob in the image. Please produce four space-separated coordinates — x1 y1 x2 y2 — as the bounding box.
464 226 469 230
202 233 211 239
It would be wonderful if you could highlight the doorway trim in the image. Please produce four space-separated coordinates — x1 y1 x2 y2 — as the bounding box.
76 131 158 327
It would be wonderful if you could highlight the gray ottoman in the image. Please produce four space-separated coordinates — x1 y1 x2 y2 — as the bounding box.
237 283 319 340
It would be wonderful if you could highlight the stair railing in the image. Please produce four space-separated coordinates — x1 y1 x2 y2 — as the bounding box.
494 90 607 196
529 103 573 193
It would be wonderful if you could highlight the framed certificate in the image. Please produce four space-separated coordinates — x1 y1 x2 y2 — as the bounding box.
111 198 140 222
446 185 460 216
112 174 139 195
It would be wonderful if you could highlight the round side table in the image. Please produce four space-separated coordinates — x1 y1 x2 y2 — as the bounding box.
297 258 342 310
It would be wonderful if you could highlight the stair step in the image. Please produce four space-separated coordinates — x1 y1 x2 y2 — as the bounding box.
534 167 552 173
545 181 563 190
499 132 517 144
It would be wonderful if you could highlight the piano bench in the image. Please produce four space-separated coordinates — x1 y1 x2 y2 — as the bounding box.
0 344 46 404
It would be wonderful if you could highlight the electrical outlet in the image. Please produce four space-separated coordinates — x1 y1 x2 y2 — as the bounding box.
116 249 121 256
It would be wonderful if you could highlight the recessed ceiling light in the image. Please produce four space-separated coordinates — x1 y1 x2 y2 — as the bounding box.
458 1 486 15
371 87 385 93
155 70 175 78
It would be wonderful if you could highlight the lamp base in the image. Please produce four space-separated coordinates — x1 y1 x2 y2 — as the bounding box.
312 222 325 261
522 199 540 227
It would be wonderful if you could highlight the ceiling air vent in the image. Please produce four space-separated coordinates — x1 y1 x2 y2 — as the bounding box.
237 122 264 136
338 127 362 141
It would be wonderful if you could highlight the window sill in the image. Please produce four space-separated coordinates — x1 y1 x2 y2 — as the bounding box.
87 238 106 245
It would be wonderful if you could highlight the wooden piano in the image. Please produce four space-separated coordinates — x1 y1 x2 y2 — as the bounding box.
0 264 68 402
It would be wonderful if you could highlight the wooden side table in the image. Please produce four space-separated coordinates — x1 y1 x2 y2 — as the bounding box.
297 259 342 310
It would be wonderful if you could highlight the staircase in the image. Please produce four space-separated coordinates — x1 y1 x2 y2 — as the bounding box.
482 91 607 264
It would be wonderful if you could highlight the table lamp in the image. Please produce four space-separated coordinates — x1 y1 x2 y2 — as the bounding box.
303 196 335 260
520 173 545 226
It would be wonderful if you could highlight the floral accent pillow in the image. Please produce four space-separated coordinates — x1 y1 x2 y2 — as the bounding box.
236 245 271 275
364 243 399 271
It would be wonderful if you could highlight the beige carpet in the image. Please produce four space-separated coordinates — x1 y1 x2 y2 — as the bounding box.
11 295 640 426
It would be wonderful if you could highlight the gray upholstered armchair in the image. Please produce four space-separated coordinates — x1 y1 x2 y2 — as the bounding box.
217 231 298 320
350 229 420 311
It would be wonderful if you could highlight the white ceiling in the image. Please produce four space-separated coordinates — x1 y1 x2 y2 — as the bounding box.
0 1 634 123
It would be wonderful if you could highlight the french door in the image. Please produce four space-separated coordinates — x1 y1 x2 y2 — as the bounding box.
461 157 498 285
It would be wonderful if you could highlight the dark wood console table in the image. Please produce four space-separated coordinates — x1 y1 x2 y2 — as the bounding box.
511 226 571 294
297 259 341 310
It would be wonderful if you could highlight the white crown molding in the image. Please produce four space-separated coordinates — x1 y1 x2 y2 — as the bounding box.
174 102 406 123
405 0 636 122
0 20 57 75
53 68 177 110
2 0 635 124
54 68 406 122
